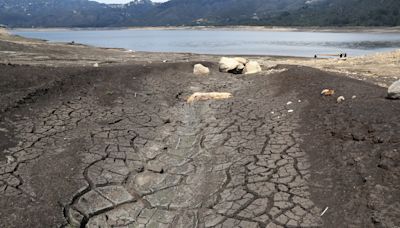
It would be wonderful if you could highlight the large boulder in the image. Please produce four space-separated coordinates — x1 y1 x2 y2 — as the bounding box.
234 57 249 65
244 61 262 74
193 64 210 75
219 57 240 73
387 79 400 99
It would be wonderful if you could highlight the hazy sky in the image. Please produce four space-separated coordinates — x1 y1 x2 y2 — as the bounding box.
96 0 168 3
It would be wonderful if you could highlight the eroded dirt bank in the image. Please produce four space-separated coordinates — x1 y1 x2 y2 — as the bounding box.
0 60 399 228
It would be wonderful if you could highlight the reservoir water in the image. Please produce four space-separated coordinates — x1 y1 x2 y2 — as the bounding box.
12 29 400 57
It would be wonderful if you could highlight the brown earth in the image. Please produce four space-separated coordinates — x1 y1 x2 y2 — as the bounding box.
0 31 399 228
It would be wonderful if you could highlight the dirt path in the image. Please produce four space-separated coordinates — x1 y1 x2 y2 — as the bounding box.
0 61 399 228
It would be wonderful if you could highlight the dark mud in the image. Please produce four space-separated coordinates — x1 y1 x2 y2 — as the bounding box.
281 66 400 228
0 62 398 228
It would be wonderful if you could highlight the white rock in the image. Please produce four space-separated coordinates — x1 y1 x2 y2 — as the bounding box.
193 64 210 75
93 63 99 67
237 63 245 70
321 89 335 96
6 156 15 164
219 57 240 72
387 79 400 99
286 101 293 105
337 96 345 103
288 110 294 113
234 57 249 65
244 61 262 74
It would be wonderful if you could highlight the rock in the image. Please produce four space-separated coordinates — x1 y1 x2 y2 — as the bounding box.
321 89 335 96
352 95 357 99
237 63 245 70
244 61 262 74
6 156 15 164
219 57 240 73
337 96 345 103
93 63 99 67
193 64 210 75
234 57 249 65
387 79 400 99
187 92 233 103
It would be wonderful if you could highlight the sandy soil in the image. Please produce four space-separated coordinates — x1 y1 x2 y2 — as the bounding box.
0 30 399 228
259 50 400 88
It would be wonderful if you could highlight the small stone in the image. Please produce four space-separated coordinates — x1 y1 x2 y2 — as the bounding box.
93 63 99 67
387 79 400 99
352 95 357 99
286 101 292 105
321 89 335 96
337 96 345 103
288 110 294 113
6 156 15 164
193 64 210 75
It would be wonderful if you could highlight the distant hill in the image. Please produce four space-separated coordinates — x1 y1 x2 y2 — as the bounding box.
0 0 399 27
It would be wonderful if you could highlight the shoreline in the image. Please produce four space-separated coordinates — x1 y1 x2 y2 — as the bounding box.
8 26 400 33
1 26 399 88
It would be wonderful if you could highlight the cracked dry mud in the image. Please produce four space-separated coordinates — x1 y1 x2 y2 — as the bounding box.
0 62 399 228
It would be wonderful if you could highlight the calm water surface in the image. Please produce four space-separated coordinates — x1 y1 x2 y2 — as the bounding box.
12 29 400 57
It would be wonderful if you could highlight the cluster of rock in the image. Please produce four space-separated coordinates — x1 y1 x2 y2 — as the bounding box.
219 57 262 74
388 79 400 99
192 57 262 76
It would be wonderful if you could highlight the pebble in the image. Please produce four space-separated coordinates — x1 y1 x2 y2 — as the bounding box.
352 95 357 99
337 96 345 103
93 63 99 67
321 89 335 96
288 110 294 113
6 156 15 164
286 101 293 105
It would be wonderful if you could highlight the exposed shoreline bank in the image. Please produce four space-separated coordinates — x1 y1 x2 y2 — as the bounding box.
8 26 400 33
1 27 399 88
